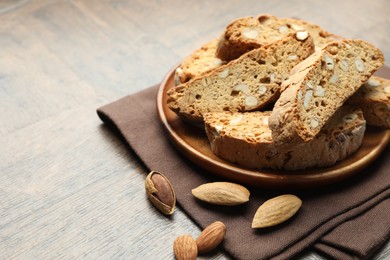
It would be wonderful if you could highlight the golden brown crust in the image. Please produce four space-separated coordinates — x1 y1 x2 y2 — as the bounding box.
204 106 366 170
175 38 224 84
216 14 342 61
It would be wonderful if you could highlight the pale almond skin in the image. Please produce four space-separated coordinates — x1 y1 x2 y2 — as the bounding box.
252 194 302 228
145 171 176 215
196 221 226 254
191 182 250 206
173 235 198 260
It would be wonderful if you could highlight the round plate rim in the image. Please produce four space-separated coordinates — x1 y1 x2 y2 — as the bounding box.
157 66 390 188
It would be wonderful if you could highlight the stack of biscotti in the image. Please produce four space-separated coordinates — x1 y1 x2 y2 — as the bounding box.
168 31 315 123
203 39 385 170
174 14 340 84
204 106 366 170
167 14 387 171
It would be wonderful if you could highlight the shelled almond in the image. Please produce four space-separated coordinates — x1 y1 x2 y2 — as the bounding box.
191 182 250 206
252 194 302 228
196 221 226 254
173 235 198 260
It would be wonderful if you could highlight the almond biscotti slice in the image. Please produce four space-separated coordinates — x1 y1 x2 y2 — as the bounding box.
204 106 366 170
216 14 341 61
167 31 315 123
269 39 384 144
347 76 390 128
174 38 225 85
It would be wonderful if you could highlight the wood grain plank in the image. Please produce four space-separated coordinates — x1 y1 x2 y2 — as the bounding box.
0 0 389 259
0 107 228 259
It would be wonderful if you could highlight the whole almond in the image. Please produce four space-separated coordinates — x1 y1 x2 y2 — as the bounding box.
192 182 250 206
196 221 226 254
173 235 198 260
252 194 302 228
145 171 176 215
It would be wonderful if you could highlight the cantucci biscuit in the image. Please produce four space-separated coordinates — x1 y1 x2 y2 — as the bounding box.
167 32 315 123
204 106 366 170
216 14 341 61
269 39 384 144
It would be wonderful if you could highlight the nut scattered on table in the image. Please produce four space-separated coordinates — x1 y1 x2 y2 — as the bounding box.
191 181 250 206
145 171 176 215
252 194 302 228
173 235 198 260
196 221 226 254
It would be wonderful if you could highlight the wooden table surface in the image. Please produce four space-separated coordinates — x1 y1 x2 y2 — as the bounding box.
1 0 389 259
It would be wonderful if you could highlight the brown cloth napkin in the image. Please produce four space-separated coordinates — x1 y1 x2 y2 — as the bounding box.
97 70 390 260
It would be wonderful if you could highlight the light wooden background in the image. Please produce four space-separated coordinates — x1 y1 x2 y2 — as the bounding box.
0 0 389 259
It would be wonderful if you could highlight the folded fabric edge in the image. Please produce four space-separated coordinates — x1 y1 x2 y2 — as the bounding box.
96 103 152 175
315 197 390 260
272 188 390 259
313 242 356 260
